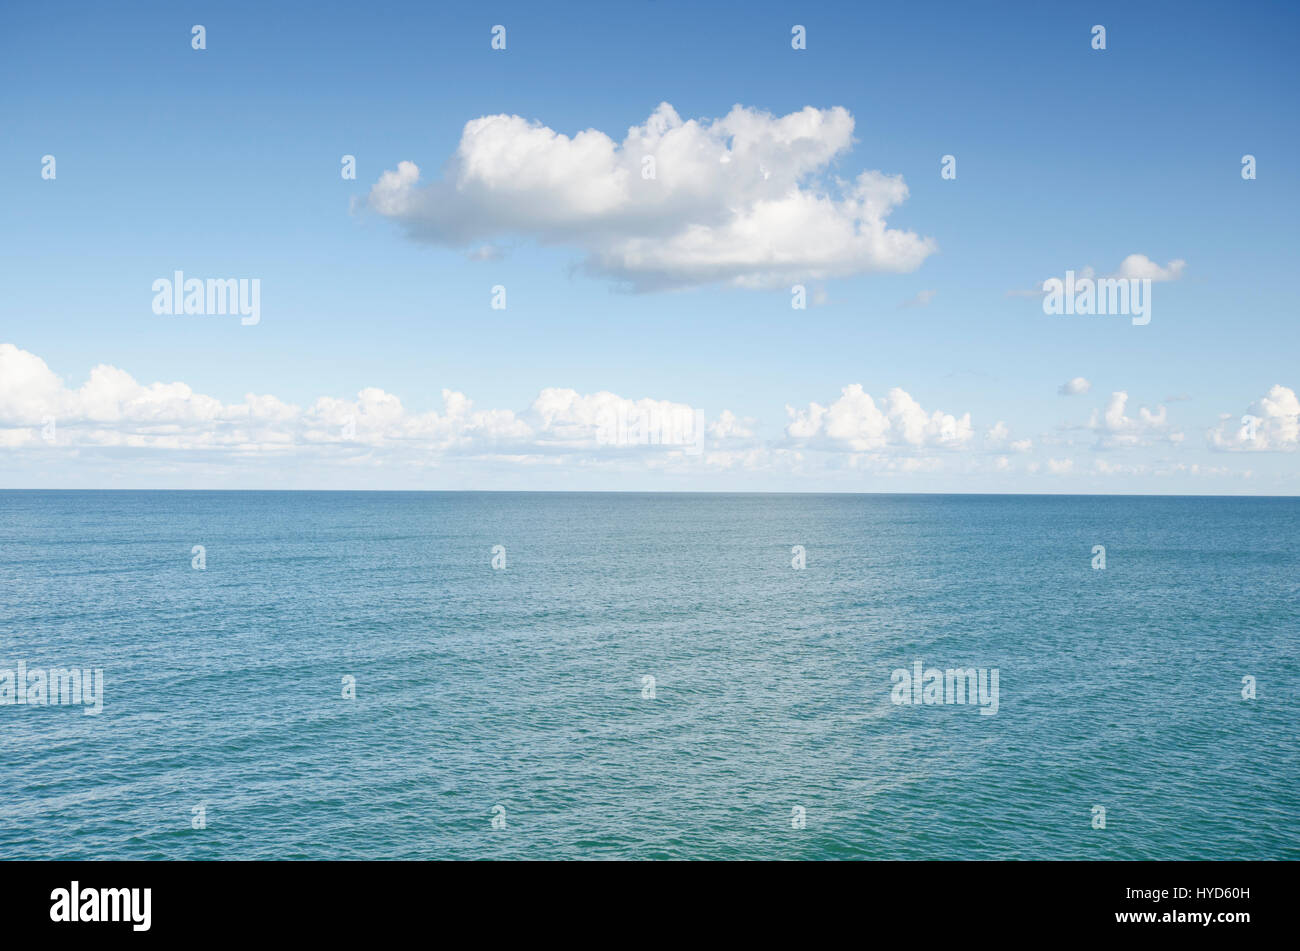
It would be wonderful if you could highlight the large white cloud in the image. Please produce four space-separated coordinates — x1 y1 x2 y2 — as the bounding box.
367 102 936 290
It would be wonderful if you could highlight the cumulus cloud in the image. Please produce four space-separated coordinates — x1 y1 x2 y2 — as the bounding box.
1114 254 1186 282
982 421 1033 455
708 409 755 441
367 102 936 290
1058 376 1091 396
0 343 297 452
1088 391 1182 448
5 344 1281 490
1011 255 1186 297
784 384 973 452
0 344 741 460
1209 385 1299 451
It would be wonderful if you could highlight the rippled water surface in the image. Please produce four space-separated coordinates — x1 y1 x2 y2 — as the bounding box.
1 491 1296 859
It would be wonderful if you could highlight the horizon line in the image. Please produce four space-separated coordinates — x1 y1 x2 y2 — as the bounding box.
1 488 1297 499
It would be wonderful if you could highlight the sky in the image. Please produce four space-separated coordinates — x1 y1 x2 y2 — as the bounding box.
2 0 1297 492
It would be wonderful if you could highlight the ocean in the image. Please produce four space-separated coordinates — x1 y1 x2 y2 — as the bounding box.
0 491 1296 859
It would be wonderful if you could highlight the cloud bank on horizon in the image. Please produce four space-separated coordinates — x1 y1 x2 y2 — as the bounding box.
1 344 1292 489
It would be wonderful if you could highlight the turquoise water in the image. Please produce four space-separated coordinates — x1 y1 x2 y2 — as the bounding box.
0 491 1296 859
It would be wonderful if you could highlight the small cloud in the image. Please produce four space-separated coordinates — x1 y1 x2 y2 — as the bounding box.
1087 391 1181 448
1093 459 1147 476
466 244 504 261
708 409 755 441
1010 255 1185 297
1114 254 1185 282
1058 376 1091 396
900 289 936 309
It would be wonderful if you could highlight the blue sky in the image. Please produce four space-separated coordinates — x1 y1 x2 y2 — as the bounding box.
2 0 1297 491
